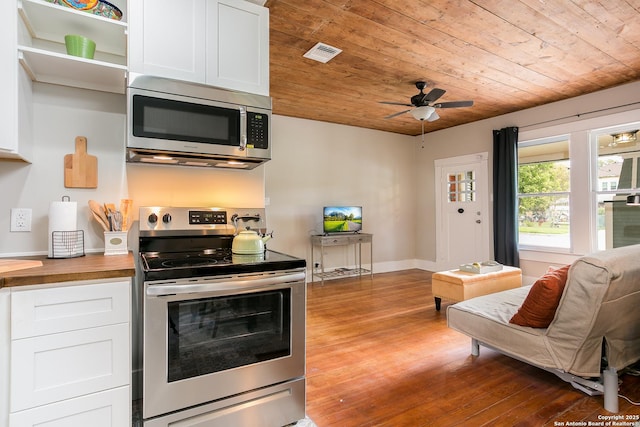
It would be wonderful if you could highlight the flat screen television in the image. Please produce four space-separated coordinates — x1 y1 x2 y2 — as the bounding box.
323 206 362 234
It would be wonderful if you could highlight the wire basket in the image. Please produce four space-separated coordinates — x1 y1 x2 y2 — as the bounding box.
50 230 85 258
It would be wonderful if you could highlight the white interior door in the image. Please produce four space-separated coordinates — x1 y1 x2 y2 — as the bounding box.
435 153 490 268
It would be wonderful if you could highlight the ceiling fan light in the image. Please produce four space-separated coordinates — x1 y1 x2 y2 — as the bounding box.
410 106 435 121
427 111 440 122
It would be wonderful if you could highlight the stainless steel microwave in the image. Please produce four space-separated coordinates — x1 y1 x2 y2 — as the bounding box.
126 75 271 169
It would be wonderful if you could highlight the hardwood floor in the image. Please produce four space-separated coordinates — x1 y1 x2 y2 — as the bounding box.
305 269 640 427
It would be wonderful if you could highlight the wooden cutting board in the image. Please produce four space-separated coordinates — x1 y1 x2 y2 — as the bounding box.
64 136 98 188
0 259 43 273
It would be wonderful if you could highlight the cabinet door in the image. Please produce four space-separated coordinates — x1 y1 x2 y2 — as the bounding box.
0 5 17 154
206 0 269 95
0 5 32 161
10 323 130 412
129 0 207 83
9 386 129 427
1 289 9 427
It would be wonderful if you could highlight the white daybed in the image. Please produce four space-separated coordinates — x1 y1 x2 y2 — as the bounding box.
447 244 640 413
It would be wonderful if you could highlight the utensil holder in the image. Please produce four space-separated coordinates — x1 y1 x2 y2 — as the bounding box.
104 231 128 255
50 230 85 258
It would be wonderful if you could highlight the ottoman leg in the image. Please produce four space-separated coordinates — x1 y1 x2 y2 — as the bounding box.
435 297 441 311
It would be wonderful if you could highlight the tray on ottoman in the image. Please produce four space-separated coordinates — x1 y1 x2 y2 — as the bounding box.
459 261 503 274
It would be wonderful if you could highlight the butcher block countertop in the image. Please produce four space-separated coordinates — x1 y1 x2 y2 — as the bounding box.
0 252 135 288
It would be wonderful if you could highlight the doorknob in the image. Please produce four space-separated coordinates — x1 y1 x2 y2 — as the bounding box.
476 219 481 224
458 208 464 213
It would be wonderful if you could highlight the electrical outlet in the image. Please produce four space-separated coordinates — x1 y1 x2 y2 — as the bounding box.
10 208 32 232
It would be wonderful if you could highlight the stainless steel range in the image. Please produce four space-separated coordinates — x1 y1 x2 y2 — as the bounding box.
135 206 306 427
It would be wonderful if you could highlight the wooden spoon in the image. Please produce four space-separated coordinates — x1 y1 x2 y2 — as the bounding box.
88 200 110 231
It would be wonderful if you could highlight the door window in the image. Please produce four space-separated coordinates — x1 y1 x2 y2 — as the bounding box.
447 170 476 203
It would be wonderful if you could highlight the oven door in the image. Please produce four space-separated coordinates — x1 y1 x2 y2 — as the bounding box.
143 269 305 420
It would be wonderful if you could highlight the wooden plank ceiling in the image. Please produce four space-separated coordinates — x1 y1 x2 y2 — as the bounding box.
264 0 640 136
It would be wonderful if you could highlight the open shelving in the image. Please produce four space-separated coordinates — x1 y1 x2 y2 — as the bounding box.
17 0 128 94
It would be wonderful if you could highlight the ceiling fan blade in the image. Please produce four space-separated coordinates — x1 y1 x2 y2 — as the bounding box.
384 109 411 119
433 100 474 108
379 101 413 106
421 88 446 104
427 111 440 122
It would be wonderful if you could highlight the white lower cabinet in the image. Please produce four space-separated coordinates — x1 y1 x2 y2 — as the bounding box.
8 278 132 427
9 386 130 427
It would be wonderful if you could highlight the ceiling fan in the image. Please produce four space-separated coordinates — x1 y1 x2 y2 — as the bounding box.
380 81 474 121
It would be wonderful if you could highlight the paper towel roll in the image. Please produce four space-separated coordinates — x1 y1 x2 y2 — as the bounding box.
48 200 78 257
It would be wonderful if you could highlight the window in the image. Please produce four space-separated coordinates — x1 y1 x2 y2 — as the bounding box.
594 128 640 250
517 112 640 258
517 137 571 249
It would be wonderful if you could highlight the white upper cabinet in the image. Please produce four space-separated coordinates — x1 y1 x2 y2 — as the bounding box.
128 0 206 83
129 0 269 96
206 0 269 96
1 2 33 161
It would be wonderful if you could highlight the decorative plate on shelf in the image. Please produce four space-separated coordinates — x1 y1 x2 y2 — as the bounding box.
91 0 122 20
44 0 123 21
61 0 99 10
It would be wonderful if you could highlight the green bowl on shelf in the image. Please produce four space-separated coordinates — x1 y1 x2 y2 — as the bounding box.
64 34 96 59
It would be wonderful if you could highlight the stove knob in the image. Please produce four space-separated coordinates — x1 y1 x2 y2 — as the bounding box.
162 213 172 224
148 213 158 224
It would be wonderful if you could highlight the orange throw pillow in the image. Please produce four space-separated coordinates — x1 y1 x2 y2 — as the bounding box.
509 264 571 328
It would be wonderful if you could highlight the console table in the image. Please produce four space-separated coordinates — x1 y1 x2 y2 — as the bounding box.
310 233 373 283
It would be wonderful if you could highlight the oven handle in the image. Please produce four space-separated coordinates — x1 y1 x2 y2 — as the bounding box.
146 271 305 296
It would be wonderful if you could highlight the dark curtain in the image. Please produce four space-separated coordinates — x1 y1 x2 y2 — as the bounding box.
493 127 520 267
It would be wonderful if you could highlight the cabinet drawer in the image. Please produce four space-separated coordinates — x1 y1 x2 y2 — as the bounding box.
318 236 350 246
11 279 130 339
10 385 130 427
10 323 129 412
349 235 372 244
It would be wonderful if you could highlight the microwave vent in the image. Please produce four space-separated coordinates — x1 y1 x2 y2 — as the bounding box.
127 149 265 170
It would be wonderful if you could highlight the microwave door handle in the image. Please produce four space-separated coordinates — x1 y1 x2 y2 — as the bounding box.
239 108 247 150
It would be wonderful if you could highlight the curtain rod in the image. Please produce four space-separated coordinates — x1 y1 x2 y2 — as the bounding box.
519 101 640 130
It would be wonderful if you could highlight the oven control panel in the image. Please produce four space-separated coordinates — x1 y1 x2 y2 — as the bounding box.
139 206 267 235
189 210 227 225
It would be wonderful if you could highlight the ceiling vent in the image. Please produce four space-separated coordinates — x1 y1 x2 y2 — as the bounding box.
303 42 342 63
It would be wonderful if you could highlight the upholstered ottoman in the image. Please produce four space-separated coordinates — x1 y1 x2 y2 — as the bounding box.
432 266 522 310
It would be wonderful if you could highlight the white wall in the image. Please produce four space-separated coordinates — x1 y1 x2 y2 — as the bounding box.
264 116 418 273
